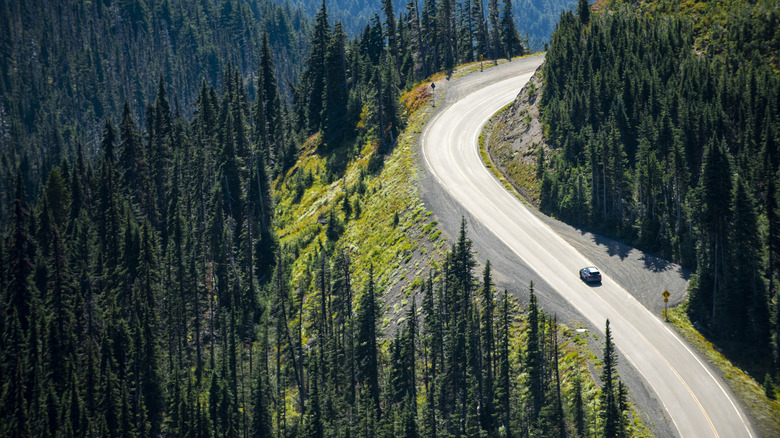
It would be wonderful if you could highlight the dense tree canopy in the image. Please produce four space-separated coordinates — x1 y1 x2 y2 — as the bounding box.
0 1 632 437
538 0 779 371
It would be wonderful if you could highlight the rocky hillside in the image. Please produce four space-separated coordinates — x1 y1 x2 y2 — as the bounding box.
482 63 548 206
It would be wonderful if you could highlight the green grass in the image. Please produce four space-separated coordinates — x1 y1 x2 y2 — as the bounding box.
274 80 448 327
666 301 780 437
478 119 534 207
273 59 651 435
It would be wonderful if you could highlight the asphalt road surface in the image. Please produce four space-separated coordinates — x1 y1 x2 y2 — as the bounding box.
420 56 757 438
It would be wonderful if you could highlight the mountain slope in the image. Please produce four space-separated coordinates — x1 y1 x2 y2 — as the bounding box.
284 0 579 51
485 0 780 435
0 0 309 212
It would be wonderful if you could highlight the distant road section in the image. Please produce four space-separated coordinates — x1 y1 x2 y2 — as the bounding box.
421 55 756 438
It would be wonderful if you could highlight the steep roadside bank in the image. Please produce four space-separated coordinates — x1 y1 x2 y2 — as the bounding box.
482 67 690 317
418 55 678 437
480 62 775 437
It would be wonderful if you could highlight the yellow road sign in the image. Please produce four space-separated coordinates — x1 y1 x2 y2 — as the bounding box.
662 290 670 299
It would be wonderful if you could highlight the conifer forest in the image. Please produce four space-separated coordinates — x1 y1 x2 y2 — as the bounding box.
537 0 780 374
0 0 634 437
2 0 778 437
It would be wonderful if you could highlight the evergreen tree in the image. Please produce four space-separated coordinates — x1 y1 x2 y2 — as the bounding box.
578 0 591 26
133 221 164 436
727 176 770 345
118 100 146 203
382 0 399 63
304 0 331 133
216 96 243 226
43 166 70 231
500 0 522 59
690 139 733 329
150 76 173 228
571 357 586 437
421 0 439 77
421 272 442 438
471 0 489 62
303 352 324 438
496 289 512 437
356 265 381 417
488 0 501 60
525 281 544 416
256 32 283 168
403 296 420 437
1 174 33 438
378 53 401 153
438 0 455 69
96 119 123 281
251 145 276 281
6 172 34 332
600 319 620 438
322 22 350 151
480 261 496 434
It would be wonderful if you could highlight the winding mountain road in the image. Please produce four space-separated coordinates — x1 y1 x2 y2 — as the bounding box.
420 56 756 437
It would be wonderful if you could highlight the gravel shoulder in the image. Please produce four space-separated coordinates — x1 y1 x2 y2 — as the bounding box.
417 55 683 437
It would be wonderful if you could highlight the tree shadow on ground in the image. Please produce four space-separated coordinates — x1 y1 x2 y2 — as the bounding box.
581 227 691 278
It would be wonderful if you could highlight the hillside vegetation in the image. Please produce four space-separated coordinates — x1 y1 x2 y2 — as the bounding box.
486 0 780 434
0 0 310 223
0 1 649 437
285 0 579 52
539 0 779 361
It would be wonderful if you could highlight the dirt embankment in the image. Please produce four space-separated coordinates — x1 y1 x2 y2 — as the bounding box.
483 64 549 207
482 65 691 314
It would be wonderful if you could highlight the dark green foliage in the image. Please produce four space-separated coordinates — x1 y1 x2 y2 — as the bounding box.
0 0 310 223
539 3 780 369
292 1 574 53
525 281 544 416
0 118 615 438
500 0 524 59
480 261 496 433
496 289 513 436
302 1 331 134
600 319 621 438
577 0 591 25
356 265 382 416
322 22 351 151
0 1 635 436
6 173 34 332
765 373 776 400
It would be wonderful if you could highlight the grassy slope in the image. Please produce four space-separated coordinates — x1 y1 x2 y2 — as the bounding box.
273 62 504 329
272 59 654 435
666 303 780 436
273 83 448 334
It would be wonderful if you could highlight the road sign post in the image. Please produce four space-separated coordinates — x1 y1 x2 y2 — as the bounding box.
662 290 670 322
431 82 436 107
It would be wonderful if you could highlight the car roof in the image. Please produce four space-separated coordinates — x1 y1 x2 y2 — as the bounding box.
584 266 599 272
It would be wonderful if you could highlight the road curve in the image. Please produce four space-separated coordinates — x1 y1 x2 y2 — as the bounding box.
421 57 756 438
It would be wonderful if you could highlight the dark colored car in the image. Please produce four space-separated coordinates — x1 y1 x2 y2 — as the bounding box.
580 267 602 283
